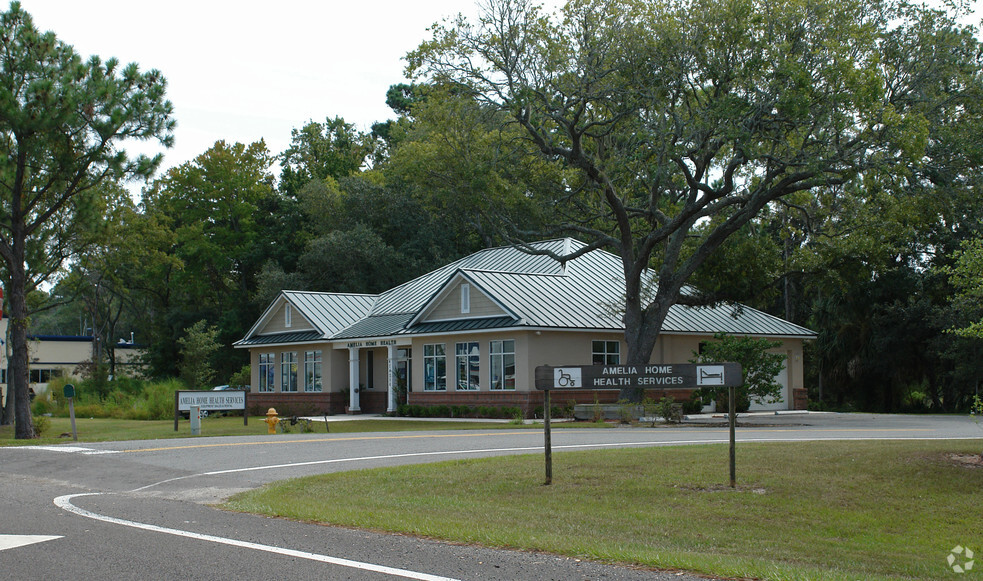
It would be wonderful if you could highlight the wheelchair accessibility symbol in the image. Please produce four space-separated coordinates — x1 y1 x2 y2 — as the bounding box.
554 368 582 388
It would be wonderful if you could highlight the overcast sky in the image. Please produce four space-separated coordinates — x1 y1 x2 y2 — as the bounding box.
17 0 499 180
14 0 981 190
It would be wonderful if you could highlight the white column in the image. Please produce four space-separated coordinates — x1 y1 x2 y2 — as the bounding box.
348 347 361 413
387 344 397 413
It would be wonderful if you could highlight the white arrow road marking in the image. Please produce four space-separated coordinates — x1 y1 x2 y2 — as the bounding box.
10 446 118 455
54 494 461 581
0 535 62 551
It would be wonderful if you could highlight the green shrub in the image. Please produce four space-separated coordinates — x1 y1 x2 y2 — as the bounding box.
616 399 635 424
111 376 145 395
502 406 521 420
31 393 52 416
655 396 682 424
73 403 110 418
565 399 578 418
228 364 251 388
682 394 704 415
137 379 184 420
32 415 49 437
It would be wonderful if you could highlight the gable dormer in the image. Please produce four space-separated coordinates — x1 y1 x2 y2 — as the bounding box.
415 274 510 323
259 298 316 334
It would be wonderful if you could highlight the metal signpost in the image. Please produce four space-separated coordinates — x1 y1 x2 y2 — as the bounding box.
535 362 743 486
63 384 77 441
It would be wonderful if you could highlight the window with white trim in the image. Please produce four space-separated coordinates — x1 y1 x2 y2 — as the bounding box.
592 340 621 365
456 341 480 390
281 352 298 392
461 283 471 314
284 303 292 327
304 350 322 392
423 344 446 391
489 340 515 390
259 353 275 392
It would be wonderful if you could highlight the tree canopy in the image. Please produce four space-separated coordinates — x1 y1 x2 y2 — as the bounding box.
0 2 173 436
12 0 983 417
407 0 983 399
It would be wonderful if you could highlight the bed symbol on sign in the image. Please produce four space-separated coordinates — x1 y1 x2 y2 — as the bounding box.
697 365 725 386
554 368 582 388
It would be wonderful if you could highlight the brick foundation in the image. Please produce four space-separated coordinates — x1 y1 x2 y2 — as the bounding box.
247 392 340 416
247 390 395 416
407 388 698 416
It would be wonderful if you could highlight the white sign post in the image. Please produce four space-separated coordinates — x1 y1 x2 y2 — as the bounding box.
190 405 201 436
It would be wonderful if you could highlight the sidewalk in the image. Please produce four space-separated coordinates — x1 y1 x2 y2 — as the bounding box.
298 413 574 425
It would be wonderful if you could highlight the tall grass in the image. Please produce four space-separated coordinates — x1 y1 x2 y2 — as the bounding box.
32 375 190 420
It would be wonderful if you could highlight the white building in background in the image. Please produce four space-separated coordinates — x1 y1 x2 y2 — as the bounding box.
0 317 145 403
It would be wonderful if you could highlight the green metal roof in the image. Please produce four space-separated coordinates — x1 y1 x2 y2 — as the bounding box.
238 238 816 346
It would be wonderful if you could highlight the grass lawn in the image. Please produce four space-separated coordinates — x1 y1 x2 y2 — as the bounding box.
0 416 519 444
225 439 983 581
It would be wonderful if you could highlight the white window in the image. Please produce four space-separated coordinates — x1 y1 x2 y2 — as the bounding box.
456 342 480 390
281 352 298 392
424 344 447 391
592 340 620 365
259 353 275 392
304 350 322 392
461 283 471 314
490 340 515 390
284 303 292 328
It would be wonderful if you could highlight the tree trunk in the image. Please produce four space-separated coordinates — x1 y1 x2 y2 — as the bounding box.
9 248 34 439
620 294 673 402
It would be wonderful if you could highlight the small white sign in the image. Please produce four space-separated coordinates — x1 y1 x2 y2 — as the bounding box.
554 367 582 388
177 391 246 411
696 365 725 386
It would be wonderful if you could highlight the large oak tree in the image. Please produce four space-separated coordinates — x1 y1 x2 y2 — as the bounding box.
408 0 979 398
0 3 173 437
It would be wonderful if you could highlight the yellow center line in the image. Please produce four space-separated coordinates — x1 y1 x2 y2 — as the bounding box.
122 431 532 453
119 427 937 453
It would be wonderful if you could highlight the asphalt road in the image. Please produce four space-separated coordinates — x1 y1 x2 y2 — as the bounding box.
1 412 979 580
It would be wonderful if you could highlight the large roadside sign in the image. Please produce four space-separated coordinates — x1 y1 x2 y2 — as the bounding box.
534 362 743 390
176 390 246 412
536 361 745 488
174 390 248 430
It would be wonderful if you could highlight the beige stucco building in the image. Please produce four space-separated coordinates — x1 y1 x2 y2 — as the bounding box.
235 239 815 416
0 317 144 402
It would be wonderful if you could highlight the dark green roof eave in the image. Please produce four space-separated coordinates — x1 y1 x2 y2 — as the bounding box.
234 330 323 347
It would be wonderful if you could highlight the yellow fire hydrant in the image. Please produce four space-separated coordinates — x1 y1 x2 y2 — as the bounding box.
264 407 280 434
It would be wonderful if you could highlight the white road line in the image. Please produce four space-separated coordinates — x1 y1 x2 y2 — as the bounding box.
54 493 462 581
130 435 983 493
